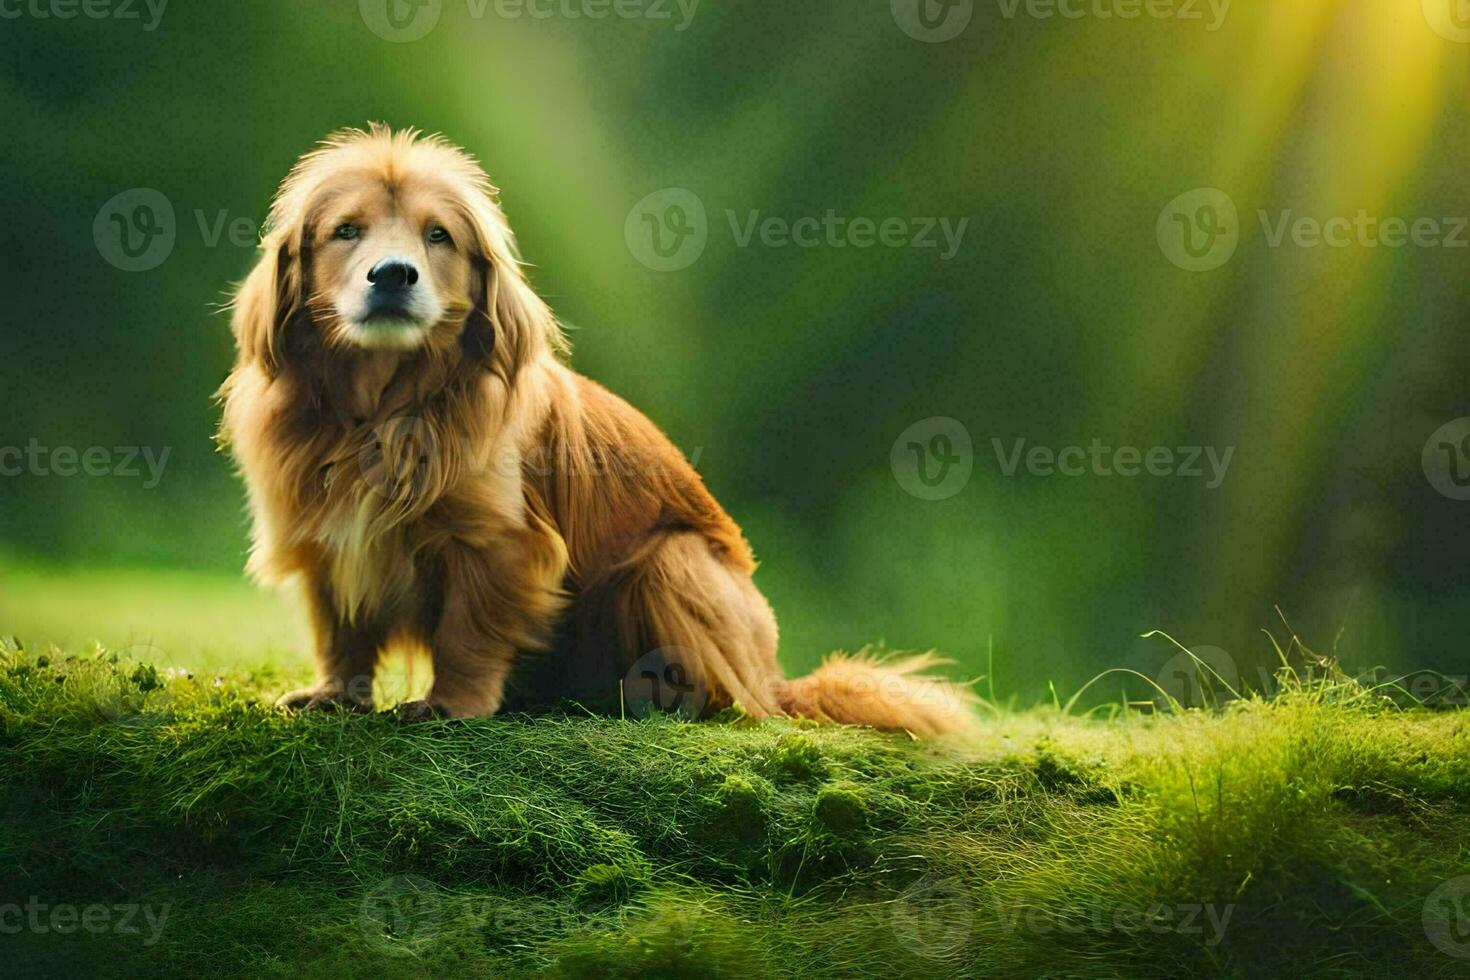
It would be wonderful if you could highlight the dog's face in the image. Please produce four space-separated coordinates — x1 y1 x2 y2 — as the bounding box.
310 171 476 352
232 126 558 380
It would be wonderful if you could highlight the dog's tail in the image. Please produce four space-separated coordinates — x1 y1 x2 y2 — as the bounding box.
777 651 981 740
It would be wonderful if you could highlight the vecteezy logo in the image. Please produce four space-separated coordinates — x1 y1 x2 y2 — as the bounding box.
891 0 974 42
890 876 973 958
359 875 442 957
1422 418 1470 500
356 416 439 500
1157 188 1240 272
890 417 974 501
359 0 442 42
1156 645 1238 709
623 647 709 719
1424 0 1470 43
625 188 708 271
94 188 175 272
1424 876 1470 958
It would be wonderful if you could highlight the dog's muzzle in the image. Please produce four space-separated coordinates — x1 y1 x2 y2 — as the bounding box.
364 257 420 319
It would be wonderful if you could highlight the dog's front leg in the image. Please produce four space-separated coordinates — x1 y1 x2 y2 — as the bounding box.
413 535 565 719
277 578 383 713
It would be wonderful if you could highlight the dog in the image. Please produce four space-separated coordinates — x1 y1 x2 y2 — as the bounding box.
218 124 978 738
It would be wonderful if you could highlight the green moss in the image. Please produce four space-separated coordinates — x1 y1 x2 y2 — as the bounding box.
702 773 771 849
813 783 868 837
760 732 828 783
550 891 766 979
1 646 1468 978
573 863 641 910
386 805 435 861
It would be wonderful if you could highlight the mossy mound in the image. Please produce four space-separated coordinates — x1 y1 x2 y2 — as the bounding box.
2 643 1469 978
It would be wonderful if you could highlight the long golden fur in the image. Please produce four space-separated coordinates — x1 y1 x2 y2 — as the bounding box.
219 124 978 738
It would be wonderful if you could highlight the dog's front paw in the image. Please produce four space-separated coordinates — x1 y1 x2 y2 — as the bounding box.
276 686 373 714
394 699 451 722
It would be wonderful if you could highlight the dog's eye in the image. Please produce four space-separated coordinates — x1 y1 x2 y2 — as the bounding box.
334 223 360 241
427 226 450 245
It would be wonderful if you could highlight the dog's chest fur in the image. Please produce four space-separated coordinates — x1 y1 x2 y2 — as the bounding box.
309 413 531 624
304 357 465 621
316 495 415 621
227 356 554 629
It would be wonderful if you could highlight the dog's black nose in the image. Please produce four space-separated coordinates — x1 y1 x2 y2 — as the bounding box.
367 258 419 290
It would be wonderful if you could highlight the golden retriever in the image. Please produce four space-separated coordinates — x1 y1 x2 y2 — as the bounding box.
218 124 978 738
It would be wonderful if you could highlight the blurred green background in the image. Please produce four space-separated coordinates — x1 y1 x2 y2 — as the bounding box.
0 0 1466 699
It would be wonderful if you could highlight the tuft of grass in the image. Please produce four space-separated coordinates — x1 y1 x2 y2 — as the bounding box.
1 638 1468 978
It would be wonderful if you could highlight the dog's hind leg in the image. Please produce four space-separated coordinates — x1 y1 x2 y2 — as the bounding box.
602 533 979 737
609 532 784 718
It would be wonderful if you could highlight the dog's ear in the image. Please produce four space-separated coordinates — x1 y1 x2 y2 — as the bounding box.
232 228 302 377
459 194 563 383
460 256 498 366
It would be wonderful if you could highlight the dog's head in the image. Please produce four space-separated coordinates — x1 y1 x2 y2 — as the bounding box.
232 124 558 381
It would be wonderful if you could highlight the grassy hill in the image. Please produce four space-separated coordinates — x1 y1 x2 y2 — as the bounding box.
2 632 1468 978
